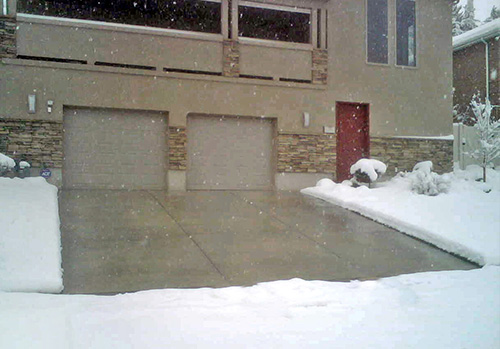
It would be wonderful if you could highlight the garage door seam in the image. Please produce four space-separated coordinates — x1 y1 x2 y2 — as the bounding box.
145 191 228 281
229 192 342 260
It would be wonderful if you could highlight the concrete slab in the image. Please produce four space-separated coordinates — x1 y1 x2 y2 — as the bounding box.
59 190 476 294
60 190 228 294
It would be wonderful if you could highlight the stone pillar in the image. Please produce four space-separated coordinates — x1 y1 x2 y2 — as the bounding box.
312 48 328 85
223 39 240 78
168 126 187 171
0 15 16 59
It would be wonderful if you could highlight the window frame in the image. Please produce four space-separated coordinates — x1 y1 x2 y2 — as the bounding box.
16 0 224 35
237 0 313 46
395 0 418 68
365 0 390 66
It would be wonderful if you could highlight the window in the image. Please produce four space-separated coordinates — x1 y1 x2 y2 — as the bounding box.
396 0 416 66
366 0 388 64
17 0 222 34
238 2 311 44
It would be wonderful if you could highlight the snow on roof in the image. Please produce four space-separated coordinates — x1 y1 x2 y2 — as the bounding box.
453 18 500 51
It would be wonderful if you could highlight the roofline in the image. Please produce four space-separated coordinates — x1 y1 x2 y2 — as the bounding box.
453 19 500 51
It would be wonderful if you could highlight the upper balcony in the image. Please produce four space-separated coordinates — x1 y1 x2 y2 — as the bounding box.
5 0 328 86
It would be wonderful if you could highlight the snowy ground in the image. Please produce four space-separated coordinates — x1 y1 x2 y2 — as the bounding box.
1 173 499 347
0 267 498 348
0 177 63 293
302 165 500 266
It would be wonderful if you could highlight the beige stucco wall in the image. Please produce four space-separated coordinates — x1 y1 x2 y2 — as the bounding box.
325 0 453 137
1 0 453 137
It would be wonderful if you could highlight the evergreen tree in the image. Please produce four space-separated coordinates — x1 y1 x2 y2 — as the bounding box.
462 0 478 32
484 6 500 23
452 3 465 36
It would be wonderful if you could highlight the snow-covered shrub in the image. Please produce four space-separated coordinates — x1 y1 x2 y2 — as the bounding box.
350 159 387 187
0 153 15 176
409 161 450 196
19 161 31 169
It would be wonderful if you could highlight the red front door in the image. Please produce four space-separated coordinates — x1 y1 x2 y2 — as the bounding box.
336 102 370 182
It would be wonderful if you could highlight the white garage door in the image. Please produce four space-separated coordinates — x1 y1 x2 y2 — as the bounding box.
63 108 167 189
187 115 274 190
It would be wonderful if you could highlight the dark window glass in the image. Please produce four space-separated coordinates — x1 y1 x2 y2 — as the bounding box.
238 4 310 44
367 0 388 64
397 0 416 66
17 0 221 34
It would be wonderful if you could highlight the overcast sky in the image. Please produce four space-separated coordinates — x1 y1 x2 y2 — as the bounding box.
458 0 499 21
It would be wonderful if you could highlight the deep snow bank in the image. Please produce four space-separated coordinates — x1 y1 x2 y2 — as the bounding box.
0 177 63 292
0 267 498 348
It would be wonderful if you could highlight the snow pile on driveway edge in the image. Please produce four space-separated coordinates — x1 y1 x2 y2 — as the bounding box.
301 168 500 266
0 267 498 348
0 177 63 293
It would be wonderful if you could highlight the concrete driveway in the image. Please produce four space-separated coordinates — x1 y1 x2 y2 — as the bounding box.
59 190 476 294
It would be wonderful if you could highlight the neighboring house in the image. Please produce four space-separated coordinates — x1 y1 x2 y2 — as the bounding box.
453 18 500 121
0 0 454 191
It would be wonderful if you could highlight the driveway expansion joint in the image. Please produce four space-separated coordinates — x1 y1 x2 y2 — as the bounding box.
145 190 228 281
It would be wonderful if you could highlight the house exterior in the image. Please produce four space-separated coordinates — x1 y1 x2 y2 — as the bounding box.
0 0 454 190
453 18 500 122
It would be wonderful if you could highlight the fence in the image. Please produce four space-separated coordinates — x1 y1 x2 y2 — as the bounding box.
453 123 500 170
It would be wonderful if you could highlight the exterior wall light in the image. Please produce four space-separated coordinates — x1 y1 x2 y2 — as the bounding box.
303 112 310 127
47 100 54 113
28 95 36 114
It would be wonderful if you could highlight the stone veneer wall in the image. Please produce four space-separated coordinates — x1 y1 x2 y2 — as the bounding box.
312 49 328 85
277 133 453 177
277 133 336 173
0 119 63 168
0 120 453 178
223 40 240 78
168 126 187 170
371 137 453 174
0 15 16 59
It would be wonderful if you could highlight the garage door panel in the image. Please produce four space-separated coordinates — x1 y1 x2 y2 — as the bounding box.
187 115 274 190
63 108 168 189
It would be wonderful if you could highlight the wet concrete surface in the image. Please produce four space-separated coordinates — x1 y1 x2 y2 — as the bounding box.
59 190 477 294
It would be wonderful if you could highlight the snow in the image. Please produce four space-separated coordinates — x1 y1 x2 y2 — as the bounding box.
453 18 500 50
0 153 15 170
0 162 498 348
413 160 433 173
394 135 454 140
0 177 63 293
316 178 335 188
0 266 498 348
350 158 387 181
19 161 30 169
302 165 500 266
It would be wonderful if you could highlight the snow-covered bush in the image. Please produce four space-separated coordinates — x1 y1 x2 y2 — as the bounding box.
19 161 31 169
409 161 450 196
0 153 16 175
465 98 500 182
350 158 387 187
